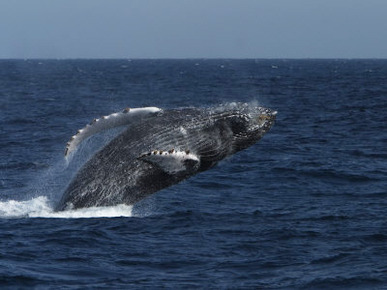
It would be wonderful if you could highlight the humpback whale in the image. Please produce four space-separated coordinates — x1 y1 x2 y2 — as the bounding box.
56 103 277 211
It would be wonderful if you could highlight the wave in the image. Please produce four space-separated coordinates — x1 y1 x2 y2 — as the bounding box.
0 196 133 219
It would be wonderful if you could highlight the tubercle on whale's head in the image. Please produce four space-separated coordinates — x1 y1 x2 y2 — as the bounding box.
229 106 277 151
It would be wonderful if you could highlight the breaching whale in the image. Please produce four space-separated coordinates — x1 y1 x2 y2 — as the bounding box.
56 103 277 211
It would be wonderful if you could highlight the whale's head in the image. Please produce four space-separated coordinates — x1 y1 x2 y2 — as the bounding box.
226 105 277 152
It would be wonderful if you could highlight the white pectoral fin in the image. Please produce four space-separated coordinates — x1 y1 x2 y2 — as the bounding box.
64 107 162 157
139 149 200 175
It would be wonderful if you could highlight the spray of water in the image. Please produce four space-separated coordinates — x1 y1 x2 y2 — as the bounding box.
0 196 133 218
0 127 131 219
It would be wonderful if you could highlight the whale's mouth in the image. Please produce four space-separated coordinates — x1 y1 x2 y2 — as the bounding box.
250 107 277 131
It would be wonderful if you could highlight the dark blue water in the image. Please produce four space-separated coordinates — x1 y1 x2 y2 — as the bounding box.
1 59 386 288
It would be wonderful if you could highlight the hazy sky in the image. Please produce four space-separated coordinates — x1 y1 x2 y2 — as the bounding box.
1 0 386 59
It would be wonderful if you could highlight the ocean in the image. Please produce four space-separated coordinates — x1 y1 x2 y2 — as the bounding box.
0 59 386 288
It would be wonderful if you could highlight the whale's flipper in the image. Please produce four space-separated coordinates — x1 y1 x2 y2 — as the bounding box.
65 107 162 157
139 149 200 175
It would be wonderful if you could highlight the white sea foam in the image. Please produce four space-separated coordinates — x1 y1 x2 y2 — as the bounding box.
0 196 133 219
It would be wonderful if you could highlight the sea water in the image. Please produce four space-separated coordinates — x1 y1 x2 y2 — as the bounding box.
0 59 386 288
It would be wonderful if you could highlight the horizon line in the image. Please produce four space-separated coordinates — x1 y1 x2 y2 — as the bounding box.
1 57 387 61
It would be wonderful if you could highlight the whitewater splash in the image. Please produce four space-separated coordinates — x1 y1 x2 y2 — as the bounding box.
0 196 133 219
0 126 135 219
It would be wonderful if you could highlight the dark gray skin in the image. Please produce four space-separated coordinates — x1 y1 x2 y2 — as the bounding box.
56 104 276 210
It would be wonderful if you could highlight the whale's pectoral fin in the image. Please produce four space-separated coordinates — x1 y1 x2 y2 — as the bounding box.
138 149 200 175
65 107 162 157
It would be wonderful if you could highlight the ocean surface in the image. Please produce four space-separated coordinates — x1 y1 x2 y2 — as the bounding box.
0 59 386 289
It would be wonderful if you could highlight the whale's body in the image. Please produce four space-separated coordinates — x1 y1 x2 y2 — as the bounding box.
57 104 276 211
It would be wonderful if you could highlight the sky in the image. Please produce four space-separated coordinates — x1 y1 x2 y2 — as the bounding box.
1 0 386 59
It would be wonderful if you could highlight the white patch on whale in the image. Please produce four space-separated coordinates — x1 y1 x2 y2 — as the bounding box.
139 149 200 174
179 126 187 135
